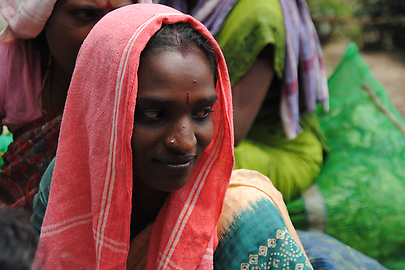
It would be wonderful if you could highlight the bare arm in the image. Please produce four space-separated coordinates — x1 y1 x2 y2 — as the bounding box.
232 58 275 146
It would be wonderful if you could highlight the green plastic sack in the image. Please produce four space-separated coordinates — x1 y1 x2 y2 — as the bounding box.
0 126 13 168
287 43 405 270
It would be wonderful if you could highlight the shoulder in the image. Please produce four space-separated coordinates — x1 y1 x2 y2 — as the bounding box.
217 0 285 83
218 0 284 43
218 169 283 237
224 169 283 211
31 158 55 232
214 169 313 269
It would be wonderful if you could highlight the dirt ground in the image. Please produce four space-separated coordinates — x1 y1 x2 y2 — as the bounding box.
322 40 405 119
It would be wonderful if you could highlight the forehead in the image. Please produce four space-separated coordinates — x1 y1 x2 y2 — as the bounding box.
137 48 216 101
57 0 134 9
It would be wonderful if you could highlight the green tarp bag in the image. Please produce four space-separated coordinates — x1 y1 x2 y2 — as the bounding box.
287 43 405 270
0 127 13 168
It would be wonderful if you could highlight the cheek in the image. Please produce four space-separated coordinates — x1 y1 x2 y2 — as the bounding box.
197 119 215 150
46 24 94 73
131 125 162 154
131 131 148 170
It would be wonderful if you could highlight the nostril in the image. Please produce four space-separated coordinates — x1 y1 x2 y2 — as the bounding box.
169 133 197 153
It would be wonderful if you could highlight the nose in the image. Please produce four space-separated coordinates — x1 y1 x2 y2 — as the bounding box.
165 119 197 154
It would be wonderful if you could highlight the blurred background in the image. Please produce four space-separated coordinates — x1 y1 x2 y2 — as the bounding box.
1 0 404 117
0 13 6 31
308 0 405 118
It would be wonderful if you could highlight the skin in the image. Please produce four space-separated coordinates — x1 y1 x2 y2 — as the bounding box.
131 47 217 231
42 0 150 113
232 58 275 145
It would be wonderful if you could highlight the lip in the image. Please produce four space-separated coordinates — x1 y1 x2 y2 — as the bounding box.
154 155 196 174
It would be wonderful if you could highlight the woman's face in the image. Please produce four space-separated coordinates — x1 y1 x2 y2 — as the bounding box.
132 47 217 193
45 0 134 76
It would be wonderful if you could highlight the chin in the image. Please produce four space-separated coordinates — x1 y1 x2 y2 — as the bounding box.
158 176 191 193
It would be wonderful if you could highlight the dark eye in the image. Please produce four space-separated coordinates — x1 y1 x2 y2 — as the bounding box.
194 107 214 121
142 110 166 121
72 9 98 21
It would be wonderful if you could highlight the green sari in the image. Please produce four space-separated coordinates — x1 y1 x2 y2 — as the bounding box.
216 0 285 84
234 112 327 203
217 0 327 203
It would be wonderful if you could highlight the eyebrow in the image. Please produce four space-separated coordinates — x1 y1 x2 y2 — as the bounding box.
67 2 98 9
67 4 102 12
67 3 118 12
137 95 218 105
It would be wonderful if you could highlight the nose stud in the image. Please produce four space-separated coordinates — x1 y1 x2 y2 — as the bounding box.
170 139 175 144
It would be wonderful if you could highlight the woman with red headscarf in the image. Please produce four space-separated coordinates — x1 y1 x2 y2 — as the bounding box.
32 4 312 269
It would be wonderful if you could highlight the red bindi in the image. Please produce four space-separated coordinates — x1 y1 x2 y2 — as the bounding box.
105 2 112 9
187 92 191 104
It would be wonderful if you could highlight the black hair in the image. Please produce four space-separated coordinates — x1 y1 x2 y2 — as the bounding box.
31 30 51 75
0 208 38 270
31 30 48 51
141 22 219 85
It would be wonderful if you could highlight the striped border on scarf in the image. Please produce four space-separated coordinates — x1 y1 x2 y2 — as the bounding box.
158 127 224 269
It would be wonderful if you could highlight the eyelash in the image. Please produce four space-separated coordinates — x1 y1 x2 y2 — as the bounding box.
142 111 165 121
71 10 97 21
140 108 215 122
193 108 215 121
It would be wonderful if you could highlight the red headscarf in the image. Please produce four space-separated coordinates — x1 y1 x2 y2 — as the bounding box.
33 3 234 269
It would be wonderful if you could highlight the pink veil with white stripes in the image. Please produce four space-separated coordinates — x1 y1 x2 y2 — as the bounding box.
33 3 234 269
0 0 56 41
0 0 56 132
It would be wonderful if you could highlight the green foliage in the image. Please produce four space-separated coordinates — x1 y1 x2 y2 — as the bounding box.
307 0 361 44
356 0 405 17
356 0 405 49
307 0 357 19
307 0 405 50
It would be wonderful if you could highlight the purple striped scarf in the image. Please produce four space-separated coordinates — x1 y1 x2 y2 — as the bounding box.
157 0 239 35
280 0 329 138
